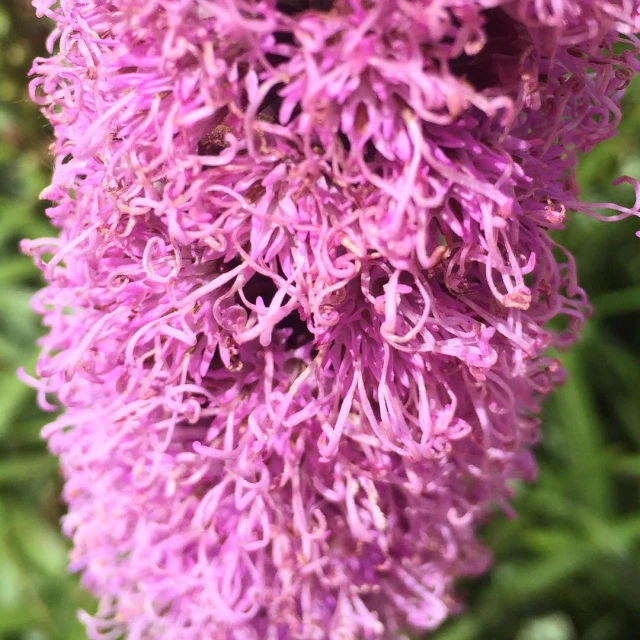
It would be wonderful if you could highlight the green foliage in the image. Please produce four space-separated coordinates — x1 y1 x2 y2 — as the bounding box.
0 4 92 639
0 3 639 639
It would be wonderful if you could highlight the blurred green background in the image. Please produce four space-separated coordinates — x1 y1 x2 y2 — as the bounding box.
1 2 639 639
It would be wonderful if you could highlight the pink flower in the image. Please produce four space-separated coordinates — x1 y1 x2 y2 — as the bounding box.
25 1 640 638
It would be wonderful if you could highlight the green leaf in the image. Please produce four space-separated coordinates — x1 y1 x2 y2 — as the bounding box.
516 614 576 640
430 618 476 640
551 349 611 514
613 454 640 476
522 529 579 555
0 372 35 437
0 255 39 284
593 287 640 317
7 504 69 577
0 605 41 632
0 453 56 484
493 550 589 601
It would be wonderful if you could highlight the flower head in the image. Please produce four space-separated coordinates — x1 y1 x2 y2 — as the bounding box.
25 1 640 638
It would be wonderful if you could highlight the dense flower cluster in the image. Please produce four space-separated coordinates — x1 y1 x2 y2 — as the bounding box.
24 0 640 638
